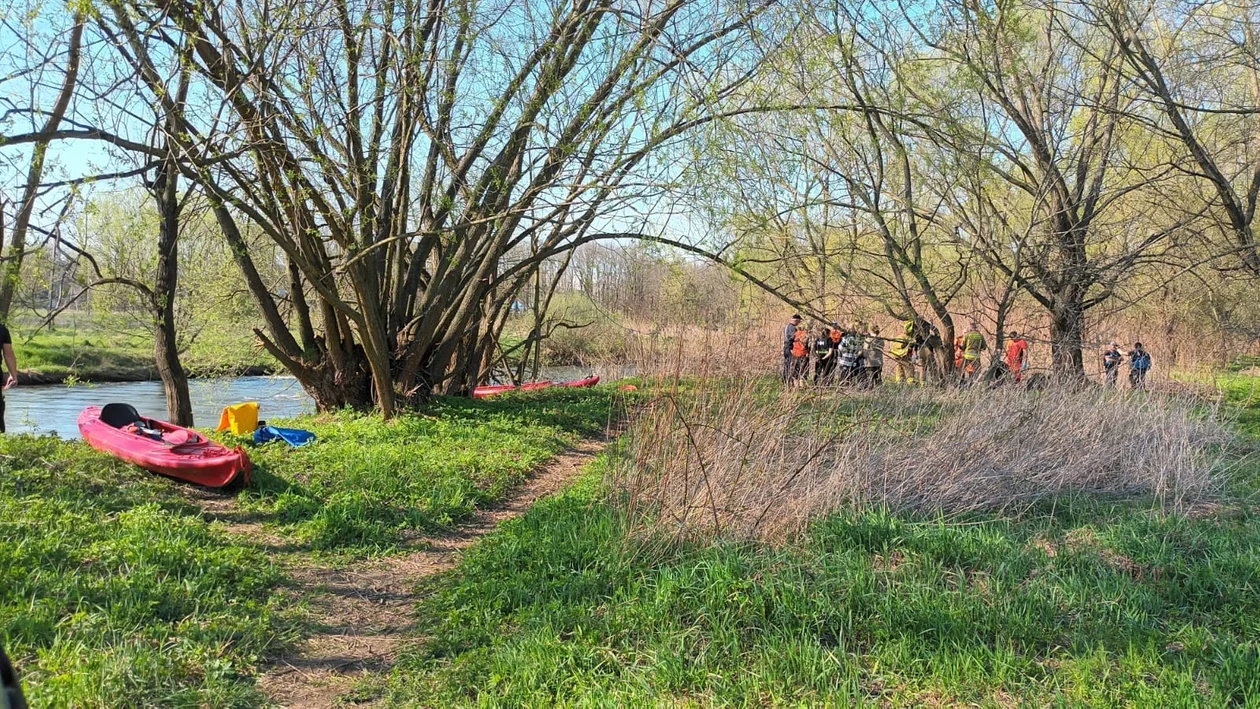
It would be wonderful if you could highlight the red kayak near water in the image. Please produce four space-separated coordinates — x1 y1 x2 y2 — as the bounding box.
78 404 251 488
472 375 600 399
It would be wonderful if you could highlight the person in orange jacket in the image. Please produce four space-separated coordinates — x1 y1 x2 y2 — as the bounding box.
1005 331 1029 383
789 325 811 384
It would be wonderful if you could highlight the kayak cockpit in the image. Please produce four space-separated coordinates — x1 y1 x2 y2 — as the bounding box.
99 403 206 447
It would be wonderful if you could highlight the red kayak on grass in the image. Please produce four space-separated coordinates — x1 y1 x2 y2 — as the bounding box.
472 375 600 399
78 404 251 488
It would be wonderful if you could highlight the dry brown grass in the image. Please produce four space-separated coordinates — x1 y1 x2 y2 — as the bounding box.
612 380 1235 540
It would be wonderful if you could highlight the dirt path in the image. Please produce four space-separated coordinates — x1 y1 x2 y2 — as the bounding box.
192 439 606 708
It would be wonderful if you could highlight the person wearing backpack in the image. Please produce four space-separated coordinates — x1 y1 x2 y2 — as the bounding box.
1127 342 1152 390
836 323 865 383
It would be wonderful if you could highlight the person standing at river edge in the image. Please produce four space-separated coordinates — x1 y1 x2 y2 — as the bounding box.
0 322 18 433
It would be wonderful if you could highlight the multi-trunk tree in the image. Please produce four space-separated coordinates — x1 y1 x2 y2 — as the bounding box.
81 0 776 416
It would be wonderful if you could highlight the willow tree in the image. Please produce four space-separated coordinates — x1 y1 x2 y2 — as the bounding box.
685 11 973 378
84 0 775 415
911 0 1186 377
1094 0 1260 279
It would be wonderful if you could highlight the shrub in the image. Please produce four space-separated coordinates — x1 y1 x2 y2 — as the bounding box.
614 382 1235 540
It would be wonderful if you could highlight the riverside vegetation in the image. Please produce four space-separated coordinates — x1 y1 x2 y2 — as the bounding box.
0 387 618 706
9 319 280 383
361 375 1260 707
2 378 1258 705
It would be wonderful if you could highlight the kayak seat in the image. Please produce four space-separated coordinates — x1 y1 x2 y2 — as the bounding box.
100 403 144 429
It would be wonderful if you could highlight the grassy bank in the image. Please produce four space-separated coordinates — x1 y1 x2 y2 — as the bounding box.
363 376 1260 706
10 324 280 383
0 387 620 705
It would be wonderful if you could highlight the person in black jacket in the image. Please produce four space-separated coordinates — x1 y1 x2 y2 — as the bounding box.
0 322 18 434
781 314 802 383
1102 341 1122 387
813 326 836 383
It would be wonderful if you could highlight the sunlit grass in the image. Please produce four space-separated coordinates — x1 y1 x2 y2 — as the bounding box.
9 322 278 381
224 388 618 554
0 435 296 707
367 376 1260 707
1 386 621 705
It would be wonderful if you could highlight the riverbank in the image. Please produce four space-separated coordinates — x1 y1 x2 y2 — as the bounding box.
0 387 621 706
4 377 1258 706
11 327 281 384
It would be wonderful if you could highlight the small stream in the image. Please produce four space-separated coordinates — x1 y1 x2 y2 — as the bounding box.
2 365 632 440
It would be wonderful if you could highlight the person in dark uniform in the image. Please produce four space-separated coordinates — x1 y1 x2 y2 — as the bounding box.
782 314 802 383
0 322 16 433
813 326 836 383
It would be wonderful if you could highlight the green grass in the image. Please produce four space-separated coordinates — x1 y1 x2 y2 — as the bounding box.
8 320 278 382
364 377 1260 707
0 435 295 707
1213 372 1260 440
1 386 620 705
228 388 619 555
12 329 155 381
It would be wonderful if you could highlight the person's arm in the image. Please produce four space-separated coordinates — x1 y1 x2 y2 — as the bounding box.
2 343 16 389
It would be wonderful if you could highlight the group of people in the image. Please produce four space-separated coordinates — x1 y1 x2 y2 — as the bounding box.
783 317 885 385
784 314 1030 387
1102 341 1152 390
782 314 1150 389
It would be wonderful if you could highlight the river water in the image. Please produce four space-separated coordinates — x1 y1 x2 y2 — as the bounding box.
2 365 631 440
3 377 314 439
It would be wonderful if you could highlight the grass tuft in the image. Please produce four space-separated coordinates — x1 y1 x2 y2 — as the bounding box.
615 382 1235 540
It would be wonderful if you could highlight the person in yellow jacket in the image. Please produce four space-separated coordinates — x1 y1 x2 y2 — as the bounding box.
961 320 987 385
888 319 918 384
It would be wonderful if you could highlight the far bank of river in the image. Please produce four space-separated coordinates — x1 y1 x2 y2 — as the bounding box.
14 364 279 386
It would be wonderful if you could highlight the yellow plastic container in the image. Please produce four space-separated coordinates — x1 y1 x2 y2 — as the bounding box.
216 402 260 435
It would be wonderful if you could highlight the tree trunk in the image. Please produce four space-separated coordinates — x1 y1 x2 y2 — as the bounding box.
1049 294 1086 380
152 151 193 425
938 321 956 384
